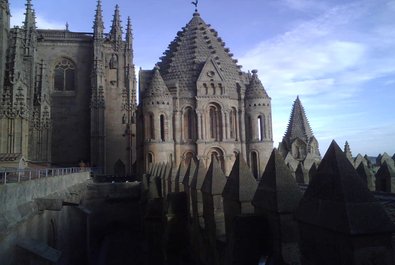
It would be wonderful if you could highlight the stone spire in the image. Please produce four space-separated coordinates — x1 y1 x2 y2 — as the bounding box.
245 70 269 99
297 140 394 234
284 96 314 143
109 4 123 44
125 16 133 51
93 0 104 39
344 141 353 164
23 0 37 56
24 0 36 30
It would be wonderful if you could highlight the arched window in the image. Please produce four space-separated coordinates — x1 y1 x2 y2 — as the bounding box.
183 107 195 140
209 104 222 140
160 114 165 141
230 108 238 139
147 153 154 171
54 58 75 91
209 148 225 173
257 115 266 141
146 113 155 140
251 151 259 179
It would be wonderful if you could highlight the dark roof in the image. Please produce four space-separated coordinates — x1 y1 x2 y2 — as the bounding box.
283 96 314 144
375 161 395 180
190 159 207 191
157 12 243 93
222 154 257 202
252 149 302 213
201 157 227 195
183 158 198 187
296 140 395 235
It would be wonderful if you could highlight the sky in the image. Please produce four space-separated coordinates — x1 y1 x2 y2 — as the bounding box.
9 0 395 157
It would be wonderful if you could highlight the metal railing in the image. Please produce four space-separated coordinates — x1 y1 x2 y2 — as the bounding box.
0 167 90 185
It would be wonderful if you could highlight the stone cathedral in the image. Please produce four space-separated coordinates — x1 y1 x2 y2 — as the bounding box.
0 0 277 176
0 0 137 175
137 12 273 176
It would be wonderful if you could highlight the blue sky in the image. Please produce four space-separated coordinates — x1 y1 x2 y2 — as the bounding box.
10 0 395 157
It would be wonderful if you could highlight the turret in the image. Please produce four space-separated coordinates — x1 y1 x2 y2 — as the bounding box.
244 70 273 179
141 66 173 170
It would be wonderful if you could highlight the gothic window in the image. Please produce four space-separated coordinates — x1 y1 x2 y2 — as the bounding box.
230 108 238 139
183 107 195 141
160 114 165 141
250 151 259 179
208 104 222 140
54 58 75 91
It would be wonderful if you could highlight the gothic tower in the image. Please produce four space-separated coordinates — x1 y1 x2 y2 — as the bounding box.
91 2 137 175
244 70 273 179
279 96 321 170
138 12 273 175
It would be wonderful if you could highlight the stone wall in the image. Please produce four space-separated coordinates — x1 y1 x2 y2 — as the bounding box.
0 171 90 265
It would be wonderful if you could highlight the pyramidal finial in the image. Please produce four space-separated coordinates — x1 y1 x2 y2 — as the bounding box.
253 149 302 213
24 0 36 30
297 140 395 234
222 154 257 202
201 157 227 195
126 16 133 49
110 4 123 42
93 0 104 38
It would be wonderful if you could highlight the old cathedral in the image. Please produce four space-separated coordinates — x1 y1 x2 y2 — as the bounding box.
0 0 320 176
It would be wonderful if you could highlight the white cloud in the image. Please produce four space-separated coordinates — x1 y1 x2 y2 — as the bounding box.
10 9 64 29
239 0 395 153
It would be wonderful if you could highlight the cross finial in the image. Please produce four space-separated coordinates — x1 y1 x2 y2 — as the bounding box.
191 0 199 12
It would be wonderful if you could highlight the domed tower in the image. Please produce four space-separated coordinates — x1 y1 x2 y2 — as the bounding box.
138 11 273 175
140 67 174 171
244 70 273 179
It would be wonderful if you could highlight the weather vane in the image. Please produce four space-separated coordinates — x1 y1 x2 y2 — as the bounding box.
191 0 199 12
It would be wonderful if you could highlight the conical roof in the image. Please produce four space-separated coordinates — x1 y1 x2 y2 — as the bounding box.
201 157 227 195
296 140 395 235
157 12 243 92
222 154 257 202
252 149 302 213
283 96 314 144
144 67 171 97
245 70 269 99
